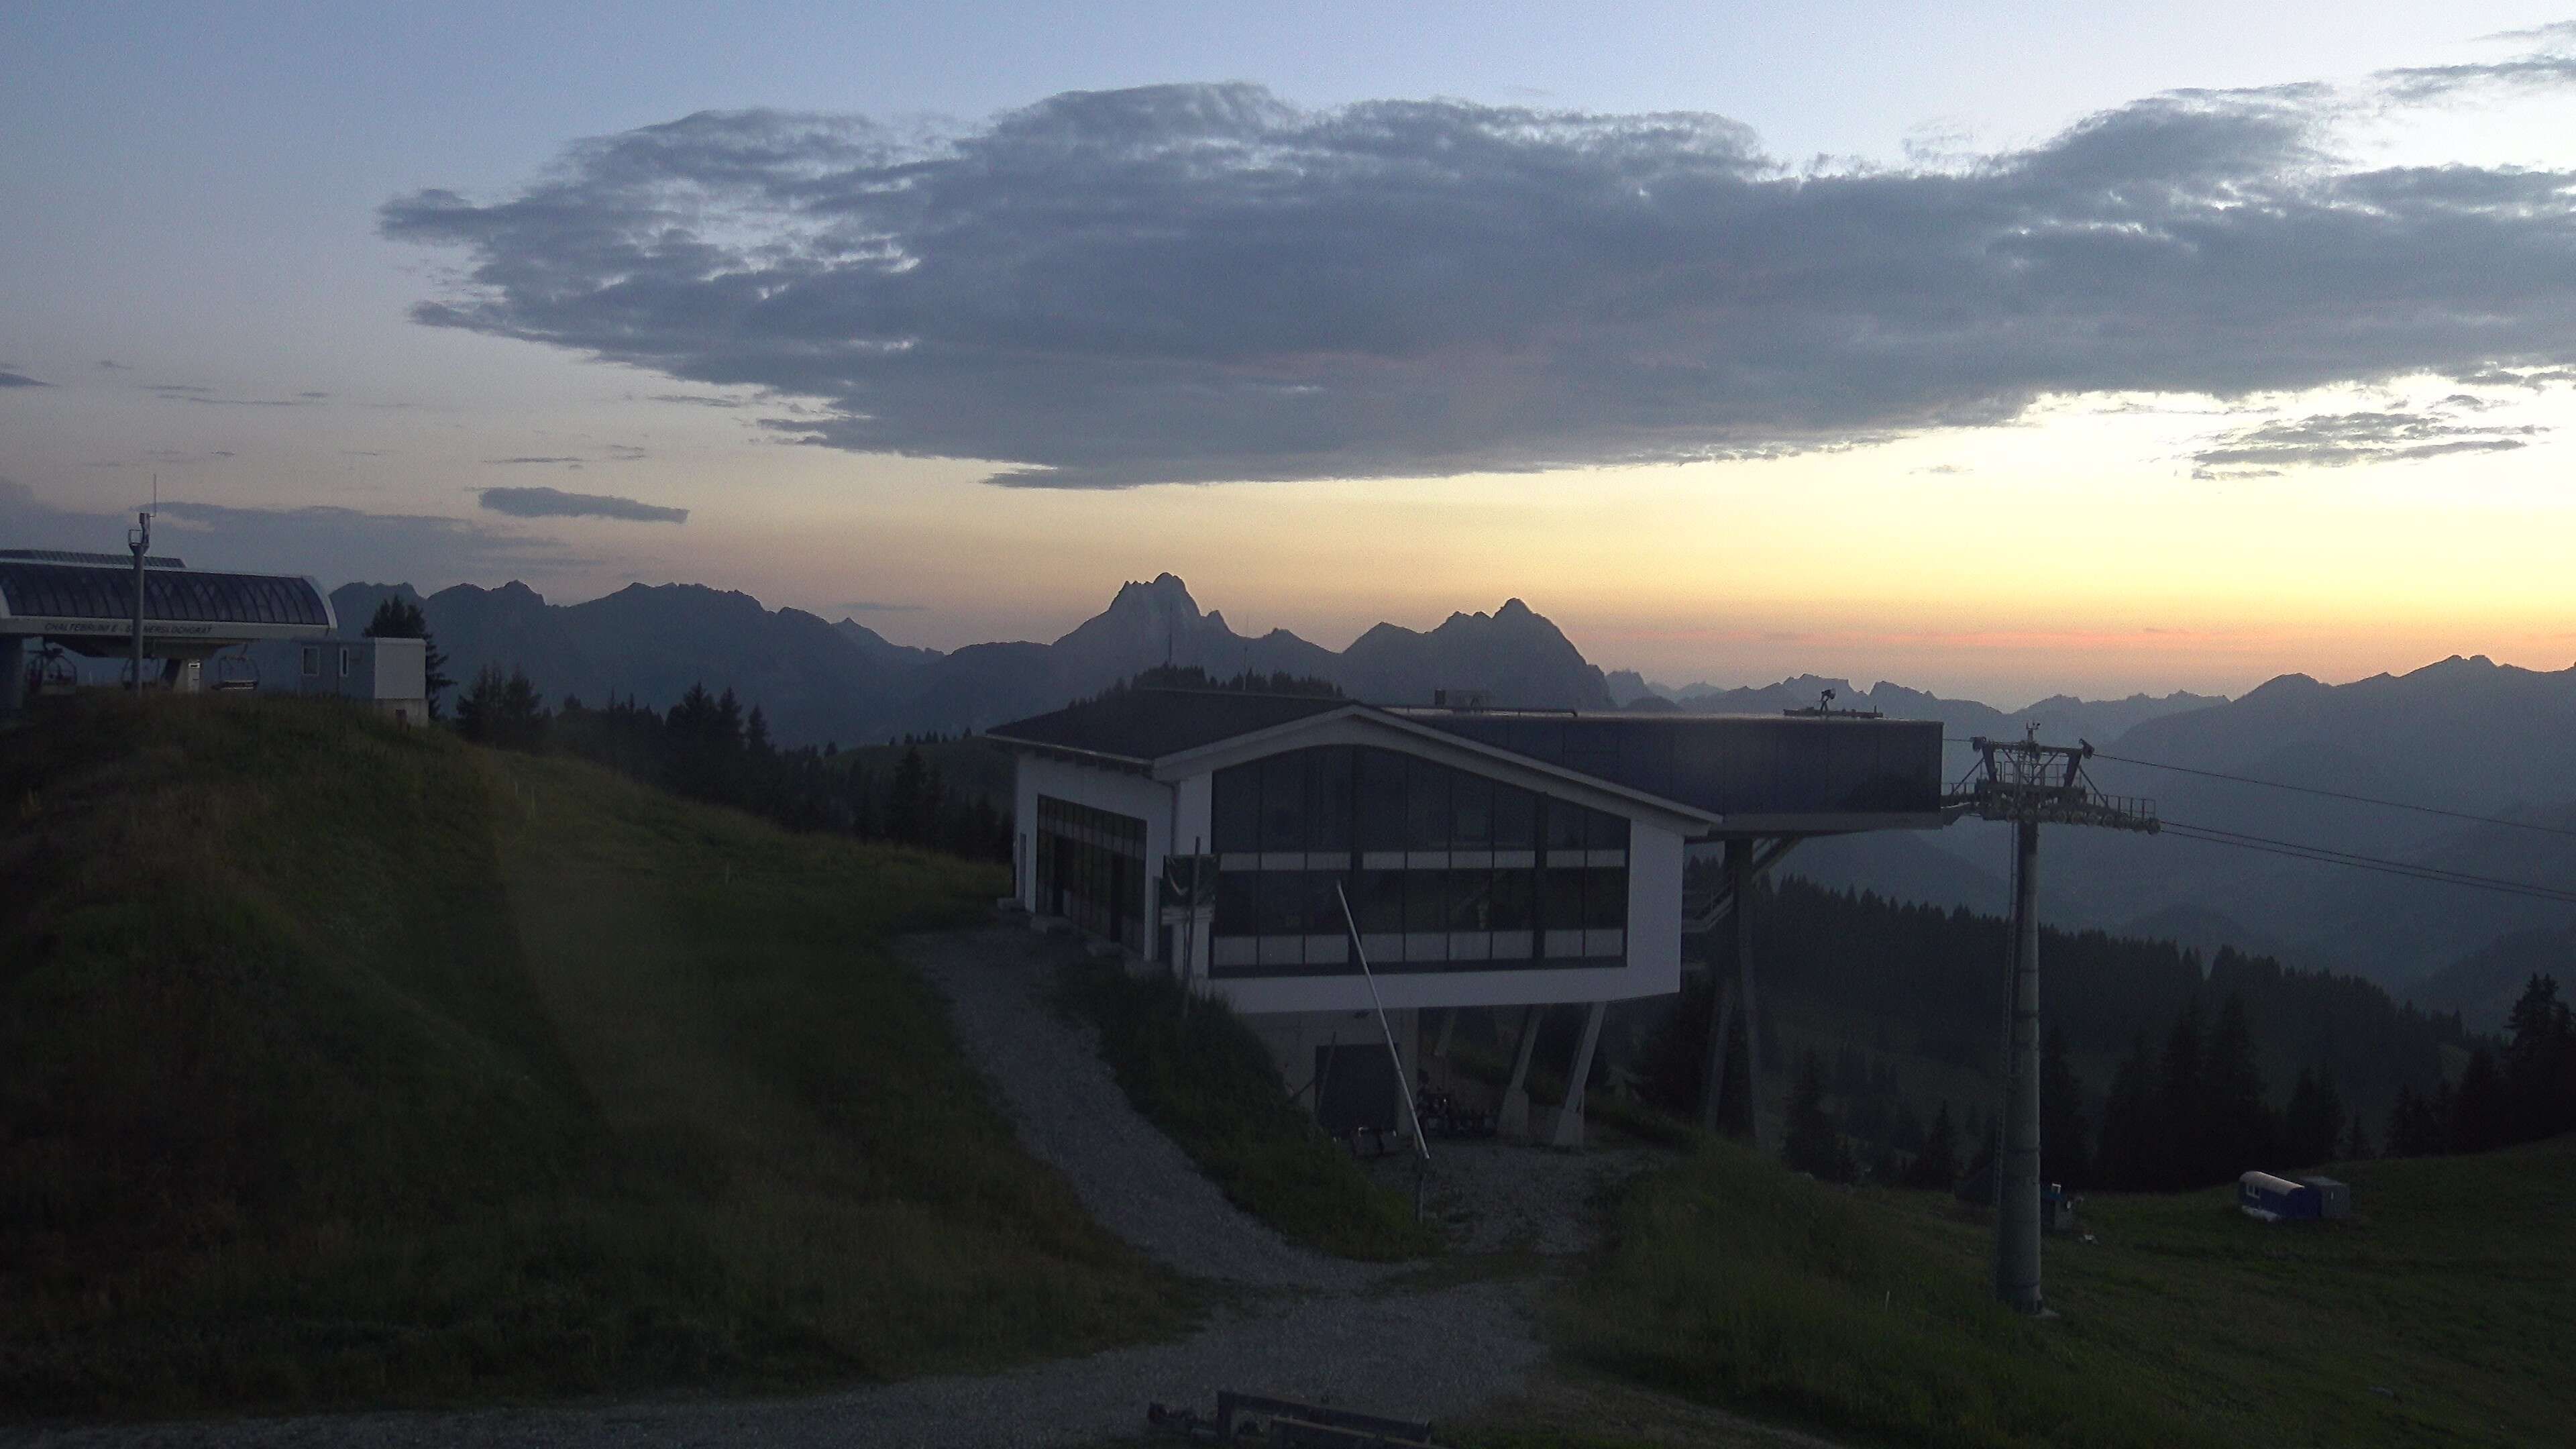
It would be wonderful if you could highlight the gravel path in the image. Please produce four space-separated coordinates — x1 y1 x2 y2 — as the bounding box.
6 1282 1544 1449
900 926 1389 1292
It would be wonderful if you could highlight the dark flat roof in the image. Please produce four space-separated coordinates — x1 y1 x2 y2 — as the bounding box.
988 688 1346 764
1395 708 1944 820
991 690 1948 825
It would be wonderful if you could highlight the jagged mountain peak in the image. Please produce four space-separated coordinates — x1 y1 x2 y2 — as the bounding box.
1104 572 1201 614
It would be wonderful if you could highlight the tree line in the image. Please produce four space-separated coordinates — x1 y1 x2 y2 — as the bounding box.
1636 874 2573 1193
436 655 1010 863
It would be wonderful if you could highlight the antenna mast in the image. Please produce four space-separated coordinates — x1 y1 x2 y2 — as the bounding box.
127 498 154 694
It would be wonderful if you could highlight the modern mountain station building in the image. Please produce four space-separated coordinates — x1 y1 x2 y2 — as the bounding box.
990 687 1947 1144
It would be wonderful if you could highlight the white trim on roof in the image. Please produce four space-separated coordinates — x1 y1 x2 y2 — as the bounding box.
1146 703 1723 833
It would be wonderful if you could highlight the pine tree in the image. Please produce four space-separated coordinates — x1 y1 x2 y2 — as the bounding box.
492 668 547 751
888 747 928 845
2151 1000 2207 1189
2041 1026 2092 1188
2095 1031 2155 1190
2504 974 2575 1143
1784 1049 1855 1182
2451 1046 2509 1154
2204 993 2274 1180
452 665 502 743
364 596 453 718
1904 1102 1958 1189
2284 1067 2346 1167
1956 1121 1998 1206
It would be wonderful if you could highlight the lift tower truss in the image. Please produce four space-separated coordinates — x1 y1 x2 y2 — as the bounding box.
1952 731 2156 1315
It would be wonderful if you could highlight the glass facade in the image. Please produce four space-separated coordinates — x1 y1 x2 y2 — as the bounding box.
1034 796 1148 947
1208 745 1629 977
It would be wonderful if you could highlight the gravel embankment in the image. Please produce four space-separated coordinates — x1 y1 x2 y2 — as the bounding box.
899 926 1391 1292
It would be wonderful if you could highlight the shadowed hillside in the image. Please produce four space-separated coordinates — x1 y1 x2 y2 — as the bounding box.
0 695 1185 1417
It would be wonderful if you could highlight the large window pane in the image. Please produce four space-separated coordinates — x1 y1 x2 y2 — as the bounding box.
1585 867 1629 928
1405 756 1450 850
1447 866 1493 930
1212 765 1260 853
1260 753 1308 853
1356 748 1408 851
1406 869 1448 932
1450 773 1493 847
1307 746 1355 852
1491 867 1534 930
1356 867 1405 933
1306 871 1352 937
1541 863 1582 934
1254 870 1307 934
1215 869 1255 934
1588 808 1631 853
1492 783 1537 849
1542 796 1585 851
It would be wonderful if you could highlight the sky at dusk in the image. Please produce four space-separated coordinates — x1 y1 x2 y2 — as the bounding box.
8 3 2576 704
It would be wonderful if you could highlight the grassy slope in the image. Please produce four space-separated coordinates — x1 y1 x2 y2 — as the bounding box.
1059 957 1440 1261
1554 1134 2576 1448
0 695 1187 1417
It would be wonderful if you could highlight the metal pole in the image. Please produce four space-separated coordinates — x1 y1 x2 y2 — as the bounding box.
128 511 150 693
1995 817 2044 1313
1334 883 1431 1220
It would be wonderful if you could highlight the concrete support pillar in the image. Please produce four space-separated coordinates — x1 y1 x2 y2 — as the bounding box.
0 637 25 718
1432 1006 1458 1060
1729 840 1770 1155
1548 1001 1609 1149
1995 818 2045 1314
1701 973 1737 1134
1499 1004 1544 1138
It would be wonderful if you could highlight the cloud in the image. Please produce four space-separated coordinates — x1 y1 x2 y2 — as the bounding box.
384 39 2576 489
645 392 749 408
2190 402 2546 476
0 370 50 388
838 599 924 612
142 381 329 407
97 360 130 371
484 454 586 466
476 486 688 523
0 479 582 585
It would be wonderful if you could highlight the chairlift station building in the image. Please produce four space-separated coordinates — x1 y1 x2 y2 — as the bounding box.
991 688 1946 1138
0 548 420 720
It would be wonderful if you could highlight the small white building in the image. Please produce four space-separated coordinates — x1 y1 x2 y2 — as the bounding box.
991 689 1946 1143
248 635 429 724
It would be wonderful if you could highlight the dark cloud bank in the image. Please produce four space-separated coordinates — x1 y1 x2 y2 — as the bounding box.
478 486 688 523
385 38 2576 488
